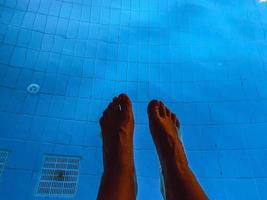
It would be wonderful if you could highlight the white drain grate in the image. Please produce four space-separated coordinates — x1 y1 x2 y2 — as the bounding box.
36 155 80 196
0 151 9 178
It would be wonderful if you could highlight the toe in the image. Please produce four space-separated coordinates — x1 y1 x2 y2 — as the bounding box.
118 93 131 103
147 100 161 118
112 97 121 112
108 102 113 110
166 107 171 117
171 113 176 122
159 101 166 117
100 116 104 127
118 93 131 110
112 97 119 105
103 109 109 117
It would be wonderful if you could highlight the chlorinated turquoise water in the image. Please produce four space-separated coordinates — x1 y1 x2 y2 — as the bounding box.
0 0 267 199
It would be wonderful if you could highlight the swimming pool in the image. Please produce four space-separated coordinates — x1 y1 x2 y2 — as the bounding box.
0 0 267 199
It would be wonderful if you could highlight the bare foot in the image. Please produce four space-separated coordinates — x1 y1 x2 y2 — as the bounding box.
98 94 136 200
147 100 208 200
147 100 188 171
100 93 135 172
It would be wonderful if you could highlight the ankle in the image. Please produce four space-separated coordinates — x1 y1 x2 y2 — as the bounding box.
104 165 135 176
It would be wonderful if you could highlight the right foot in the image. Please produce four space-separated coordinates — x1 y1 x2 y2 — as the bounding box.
147 100 188 171
148 100 209 200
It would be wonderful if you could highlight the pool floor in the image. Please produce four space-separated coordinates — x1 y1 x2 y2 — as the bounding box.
0 0 267 199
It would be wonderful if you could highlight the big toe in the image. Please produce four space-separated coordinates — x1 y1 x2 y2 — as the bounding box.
118 93 132 110
147 100 161 119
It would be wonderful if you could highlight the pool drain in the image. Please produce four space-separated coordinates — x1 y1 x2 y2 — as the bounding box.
27 83 40 94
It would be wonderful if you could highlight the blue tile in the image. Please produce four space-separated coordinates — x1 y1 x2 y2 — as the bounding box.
70 5 82 20
0 44 14 64
70 57 83 76
79 78 93 98
17 29 32 47
62 39 76 55
45 16 58 34
28 0 41 12
0 169 32 199
63 97 78 119
46 53 61 73
85 41 97 58
135 149 160 178
4 26 19 45
76 175 100 200
75 98 90 120
67 21 80 38
16 69 33 90
67 77 81 97
28 31 43 50
42 117 60 142
224 179 260 200
219 150 253 178
24 49 39 69
22 12 36 29
75 41 87 57
5 91 26 113
36 94 52 116
52 36 65 53
0 112 14 138
78 22 90 39
48 96 65 118
243 123 267 149
30 116 47 140
56 19 69 36
248 150 267 177
137 177 162 200
14 115 33 139
39 0 52 14
90 6 101 23
0 65 8 84
10 47 27 67
187 150 222 178
2 67 20 88
49 0 62 16
81 6 91 21
256 179 267 200
134 124 154 149
16 0 30 10
35 51 49 71
55 75 68 95
1 0 267 199
41 34 54 51
83 58 95 77
182 125 213 150
0 8 13 24
200 179 226 200
71 121 86 145
57 119 73 144
83 122 101 147
33 14 47 32
60 2 73 18
21 95 39 114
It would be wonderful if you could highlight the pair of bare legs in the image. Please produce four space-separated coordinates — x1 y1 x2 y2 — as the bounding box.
97 94 208 200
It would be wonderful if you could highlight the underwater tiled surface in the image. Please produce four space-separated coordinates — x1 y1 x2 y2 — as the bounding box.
0 0 267 199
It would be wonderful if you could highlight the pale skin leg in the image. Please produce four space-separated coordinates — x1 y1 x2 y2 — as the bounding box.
97 94 208 200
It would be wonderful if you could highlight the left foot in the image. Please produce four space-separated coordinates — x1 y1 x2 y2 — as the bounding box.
100 94 135 172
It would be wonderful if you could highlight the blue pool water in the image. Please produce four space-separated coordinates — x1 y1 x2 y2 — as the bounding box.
0 0 267 199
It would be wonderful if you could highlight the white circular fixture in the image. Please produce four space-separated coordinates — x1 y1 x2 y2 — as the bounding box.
27 83 40 94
